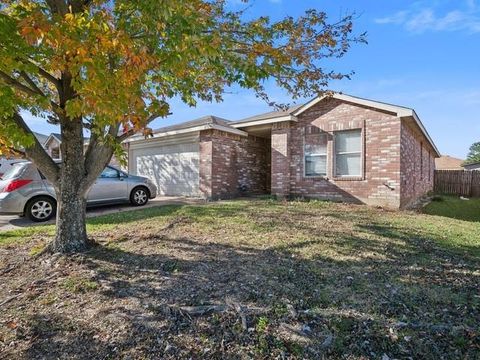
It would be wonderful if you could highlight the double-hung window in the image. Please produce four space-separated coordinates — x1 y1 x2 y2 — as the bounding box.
334 129 362 177
304 132 327 177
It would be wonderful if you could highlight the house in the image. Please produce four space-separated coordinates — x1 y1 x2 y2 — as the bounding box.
44 133 92 160
43 133 122 167
126 93 440 209
463 162 480 171
435 155 464 170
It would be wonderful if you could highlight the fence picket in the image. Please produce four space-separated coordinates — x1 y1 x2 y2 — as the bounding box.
434 170 479 197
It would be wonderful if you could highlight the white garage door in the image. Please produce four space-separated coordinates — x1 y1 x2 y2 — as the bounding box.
131 140 200 197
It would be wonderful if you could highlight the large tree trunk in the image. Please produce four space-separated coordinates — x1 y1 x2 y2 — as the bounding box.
50 184 89 253
49 116 91 253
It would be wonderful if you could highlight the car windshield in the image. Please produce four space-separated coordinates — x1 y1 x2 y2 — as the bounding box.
1 163 27 180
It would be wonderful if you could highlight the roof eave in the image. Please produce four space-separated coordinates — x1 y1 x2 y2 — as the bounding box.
400 109 441 158
127 123 248 142
231 115 297 128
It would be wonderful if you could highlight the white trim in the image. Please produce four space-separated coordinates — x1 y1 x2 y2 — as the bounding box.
43 134 61 147
303 132 328 178
293 93 411 117
231 115 297 128
293 93 440 157
408 110 440 157
129 133 200 150
128 123 248 143
333 128 364 179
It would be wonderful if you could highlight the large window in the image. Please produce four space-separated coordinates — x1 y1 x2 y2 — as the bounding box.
335 129 362 177
304 133 327 177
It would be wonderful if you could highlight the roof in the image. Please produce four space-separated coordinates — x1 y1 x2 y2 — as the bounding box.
153 115 232 134
134 93 440 157
435 156 465 170
44 133 89 146
231 104 303 124
33 132 49 145
231 93 440 157
129 115 247 141
463 161 480 169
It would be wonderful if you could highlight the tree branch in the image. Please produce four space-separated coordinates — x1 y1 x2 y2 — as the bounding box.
26 60 61 90
0 69 63 116
116 114 159 142
19 71 46 97
10 112 60 185
0 70 40 97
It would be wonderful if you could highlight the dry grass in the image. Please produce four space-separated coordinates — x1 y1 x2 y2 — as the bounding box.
0 199 479 359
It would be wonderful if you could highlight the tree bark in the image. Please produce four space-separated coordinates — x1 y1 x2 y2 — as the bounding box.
49 114 91 253
50 184 90 253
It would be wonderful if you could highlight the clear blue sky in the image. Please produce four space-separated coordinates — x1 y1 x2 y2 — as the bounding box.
26 0 479 159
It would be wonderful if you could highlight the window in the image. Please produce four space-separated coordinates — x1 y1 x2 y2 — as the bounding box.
100 167 119 178
334 129 362 177
304 133 327 176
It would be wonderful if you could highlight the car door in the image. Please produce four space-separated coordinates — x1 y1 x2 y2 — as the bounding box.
87 166 128 203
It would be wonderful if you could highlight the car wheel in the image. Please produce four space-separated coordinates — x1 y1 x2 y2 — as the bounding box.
130 187 149 206
26 196 56 222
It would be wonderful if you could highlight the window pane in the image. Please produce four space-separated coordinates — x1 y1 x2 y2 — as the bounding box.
335 130 361 153
305 155 326 176
100 167 119 178
305 133 327 155
336 153 361 176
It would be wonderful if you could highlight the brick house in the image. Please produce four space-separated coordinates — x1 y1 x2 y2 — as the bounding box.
126 94 440 209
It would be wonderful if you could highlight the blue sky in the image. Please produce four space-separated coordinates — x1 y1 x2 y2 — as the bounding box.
26 0 479 158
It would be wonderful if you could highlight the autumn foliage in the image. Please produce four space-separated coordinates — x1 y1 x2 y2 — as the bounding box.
0 0 365 252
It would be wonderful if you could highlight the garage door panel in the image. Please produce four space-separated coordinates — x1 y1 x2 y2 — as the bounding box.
132 142 200 197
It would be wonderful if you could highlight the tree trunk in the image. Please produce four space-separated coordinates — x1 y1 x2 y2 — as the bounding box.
49 115 91 253
50 185 90 253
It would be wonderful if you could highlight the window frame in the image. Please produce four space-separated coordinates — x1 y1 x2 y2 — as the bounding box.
303 132 328 178
333 128 364 180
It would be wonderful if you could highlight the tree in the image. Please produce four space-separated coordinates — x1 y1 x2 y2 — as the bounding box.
464 142 480 165
0 0 365 253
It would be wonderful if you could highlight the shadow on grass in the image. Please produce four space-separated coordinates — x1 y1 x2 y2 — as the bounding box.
16 223 479 360
86 202 256 227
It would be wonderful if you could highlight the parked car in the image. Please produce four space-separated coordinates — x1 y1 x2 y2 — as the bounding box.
0 158 27 178
0 162 157 222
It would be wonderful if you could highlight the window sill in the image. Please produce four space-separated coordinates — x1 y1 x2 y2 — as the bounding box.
332 176 364 181
304 175 328 180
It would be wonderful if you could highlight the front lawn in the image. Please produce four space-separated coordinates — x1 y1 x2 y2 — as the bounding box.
0 200 479 359
423 195 480 222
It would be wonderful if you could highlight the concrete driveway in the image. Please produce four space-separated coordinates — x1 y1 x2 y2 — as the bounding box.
0 196 203 232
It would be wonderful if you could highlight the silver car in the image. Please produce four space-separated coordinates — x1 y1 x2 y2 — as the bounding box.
0 162 157 222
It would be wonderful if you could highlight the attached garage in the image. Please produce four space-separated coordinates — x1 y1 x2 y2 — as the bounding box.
125 115 249 199
129 134 200 197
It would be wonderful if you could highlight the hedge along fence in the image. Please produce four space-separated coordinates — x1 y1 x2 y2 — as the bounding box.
434 170 480 197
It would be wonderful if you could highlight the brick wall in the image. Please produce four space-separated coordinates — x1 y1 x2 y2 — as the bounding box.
274 98 403 208
271 122 291 197
199 130 270 199
400 119 435 208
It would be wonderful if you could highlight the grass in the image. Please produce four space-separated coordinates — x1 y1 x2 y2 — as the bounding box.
423 194 480 222
0 199 479 359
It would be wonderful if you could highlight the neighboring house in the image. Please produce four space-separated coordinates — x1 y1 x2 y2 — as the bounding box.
44 133 91 160
435 155 464 170
43 133 64 159
43 133 121 167
126 93 440 209
463 162 480 171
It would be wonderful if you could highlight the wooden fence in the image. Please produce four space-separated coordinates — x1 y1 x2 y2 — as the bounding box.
434 170 480 197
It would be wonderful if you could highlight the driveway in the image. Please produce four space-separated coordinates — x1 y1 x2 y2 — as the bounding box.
0 196 203 232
